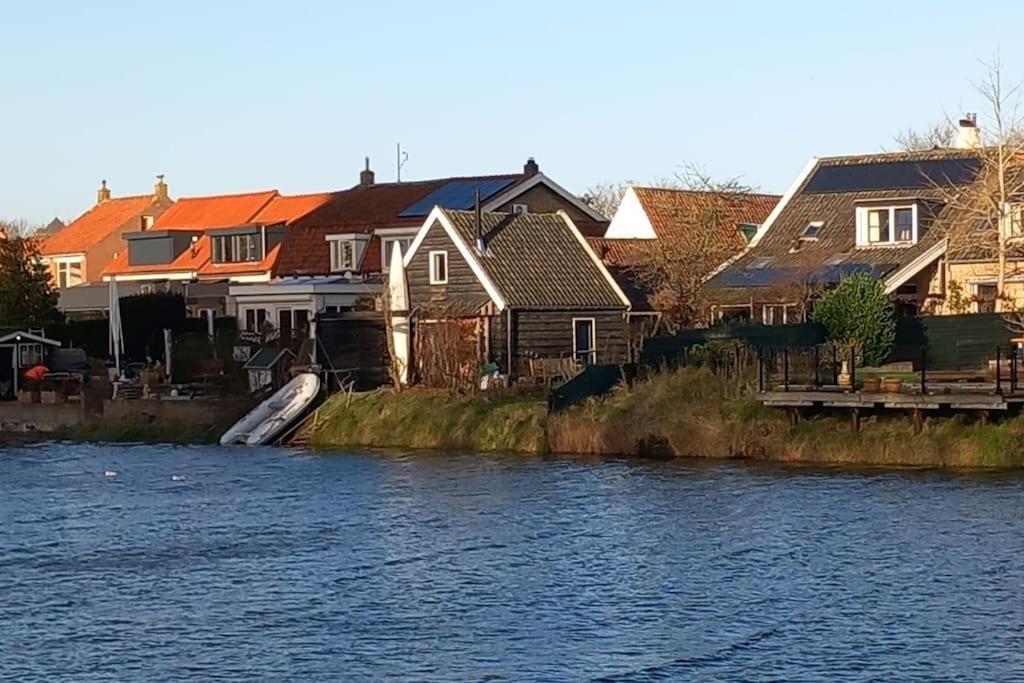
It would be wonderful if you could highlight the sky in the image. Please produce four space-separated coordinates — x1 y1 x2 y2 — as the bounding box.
4 0 1024 225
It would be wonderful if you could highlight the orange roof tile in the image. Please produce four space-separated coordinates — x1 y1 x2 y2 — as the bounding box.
153 190 278 231
197 243 280 278
40 195 155 256
633 187 780 244
251 192 337 226
102 237 210 277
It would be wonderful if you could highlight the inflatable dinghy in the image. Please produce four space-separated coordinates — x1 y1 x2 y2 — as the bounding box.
220 372 321 446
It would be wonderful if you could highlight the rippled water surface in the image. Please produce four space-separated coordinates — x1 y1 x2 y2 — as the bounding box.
3 443 1024 680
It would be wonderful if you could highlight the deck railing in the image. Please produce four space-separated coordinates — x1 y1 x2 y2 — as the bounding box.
759 343 1021 396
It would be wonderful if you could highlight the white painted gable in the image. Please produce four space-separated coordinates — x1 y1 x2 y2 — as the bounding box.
604 187 656 239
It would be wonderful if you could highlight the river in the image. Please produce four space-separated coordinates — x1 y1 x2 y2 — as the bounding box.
2 443 1023 681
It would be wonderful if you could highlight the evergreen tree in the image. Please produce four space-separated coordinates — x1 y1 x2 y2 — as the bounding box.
0 235 61 327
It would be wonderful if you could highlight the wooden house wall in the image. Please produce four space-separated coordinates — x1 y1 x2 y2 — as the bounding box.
406 220 490 314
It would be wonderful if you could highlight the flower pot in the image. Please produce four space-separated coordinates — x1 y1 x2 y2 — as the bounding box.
883 378 903 394
862 377 882 393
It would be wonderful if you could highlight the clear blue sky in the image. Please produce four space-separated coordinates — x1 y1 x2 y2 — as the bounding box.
4 0 1024 225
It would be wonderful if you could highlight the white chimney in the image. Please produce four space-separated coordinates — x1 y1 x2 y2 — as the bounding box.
954 113 982 149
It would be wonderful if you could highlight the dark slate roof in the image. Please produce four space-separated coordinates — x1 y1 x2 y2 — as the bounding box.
440 209 626 309
705 149 982 300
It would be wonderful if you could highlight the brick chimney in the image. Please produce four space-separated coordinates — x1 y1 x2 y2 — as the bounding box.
154 174 169 202
360 157 375 186
523 157 539 177
97 179 111 204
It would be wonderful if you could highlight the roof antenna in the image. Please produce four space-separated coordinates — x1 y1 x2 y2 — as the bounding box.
475 188 485 252
396 142 409 183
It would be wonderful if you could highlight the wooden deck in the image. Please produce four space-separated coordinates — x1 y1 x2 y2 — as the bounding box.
757 384 1024 432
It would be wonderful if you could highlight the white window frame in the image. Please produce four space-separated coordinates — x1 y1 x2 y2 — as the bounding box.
381 236 414 272
328 238 357 273
429 250 449 284
761 304 792 326
1006 203 1024 239
855 204 918 247
510 203 529 214
55 258 84 289
20 343 43 367
572 317 597 365
141 215 154 231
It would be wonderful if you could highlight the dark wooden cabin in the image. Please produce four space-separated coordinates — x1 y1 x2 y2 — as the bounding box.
403 207 631 382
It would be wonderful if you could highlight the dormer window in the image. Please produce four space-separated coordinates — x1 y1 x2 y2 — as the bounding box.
329 239 357 272
855 204 918 247
212 233 262 263
141 215 154 231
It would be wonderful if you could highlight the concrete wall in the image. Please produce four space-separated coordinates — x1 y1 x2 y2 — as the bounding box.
0 401 84 432
102 397 253 428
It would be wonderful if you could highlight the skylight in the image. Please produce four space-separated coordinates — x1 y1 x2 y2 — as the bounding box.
748 257 773 270
801 221 824 239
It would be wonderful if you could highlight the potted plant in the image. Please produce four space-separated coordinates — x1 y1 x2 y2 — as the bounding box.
883 377 903 393
862 376 882 392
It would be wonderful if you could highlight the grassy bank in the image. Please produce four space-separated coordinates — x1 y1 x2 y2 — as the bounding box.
307 389 548 454
311 368 1024 468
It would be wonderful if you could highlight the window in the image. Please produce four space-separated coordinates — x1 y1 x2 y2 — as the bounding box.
329 239 357 272
762 305 789 326
976 284 998 314
573 318 596 365
857 205 917 246
212 233 262 263
141 215 154 231
429 251 448 284
867 209 890 243
20 343 43 367
56 261 83 289
1008 204 1024 238
510 204 529 214
244 308 268 332
382 237 413 271
801 221 824 240
748 257 773 270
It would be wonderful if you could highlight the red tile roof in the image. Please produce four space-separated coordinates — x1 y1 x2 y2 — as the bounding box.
600 189 780 266
275 176 522 276
153 190 278 230
40 195 156 256
634 187 780 242
102 237 210 277
251 192 337 225
197 243 280 278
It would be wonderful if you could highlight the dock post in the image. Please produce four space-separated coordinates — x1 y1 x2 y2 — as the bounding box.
849 345 856 391
758 347 764 393
787 407 799 426
813 346 820 387
1012 345 1018 395
850 407 860 433
996 346 1003 396
783 346 789 392
912 408 923 436
921 346 927 395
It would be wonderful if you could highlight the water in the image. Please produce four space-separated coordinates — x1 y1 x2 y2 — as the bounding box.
2 444 1024 681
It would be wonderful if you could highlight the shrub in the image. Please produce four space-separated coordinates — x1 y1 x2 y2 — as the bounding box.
812 273 895 366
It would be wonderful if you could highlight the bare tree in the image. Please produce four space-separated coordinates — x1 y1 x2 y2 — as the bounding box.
894 120 958 151
0 218 42 239
582 177 681 218
626 165 758 328
932 56 1024 312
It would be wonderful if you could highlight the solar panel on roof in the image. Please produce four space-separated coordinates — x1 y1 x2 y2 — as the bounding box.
804 158 981 193
713 262 894 288
398 178 518 217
